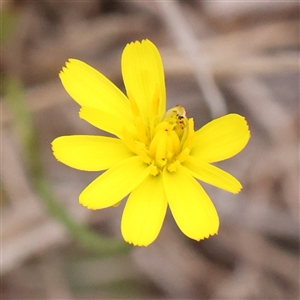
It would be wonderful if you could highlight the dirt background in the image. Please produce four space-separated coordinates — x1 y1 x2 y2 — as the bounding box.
1 1 299 299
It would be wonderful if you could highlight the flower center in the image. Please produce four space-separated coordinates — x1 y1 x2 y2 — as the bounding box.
130 105 194 176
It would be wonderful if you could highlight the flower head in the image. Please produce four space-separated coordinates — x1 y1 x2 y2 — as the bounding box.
52 39 250 246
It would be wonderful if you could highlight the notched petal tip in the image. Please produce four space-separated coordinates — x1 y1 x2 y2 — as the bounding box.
196 230 219 242
124 239 148 247
236 114 251 138
59 60 76 78
189 226 219 242
193 225 219 242
240 114 251 135
58 67 67 77
60 58 77 71
233 184 243 194
126 38 151 47
79 198 98 211
51 137 62 161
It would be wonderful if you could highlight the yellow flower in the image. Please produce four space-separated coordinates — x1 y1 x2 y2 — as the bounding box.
52 39 250 246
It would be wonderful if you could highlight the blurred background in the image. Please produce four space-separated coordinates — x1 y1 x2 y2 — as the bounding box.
1 1 299 299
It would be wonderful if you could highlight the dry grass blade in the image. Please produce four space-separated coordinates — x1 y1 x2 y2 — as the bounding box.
157 0 227 118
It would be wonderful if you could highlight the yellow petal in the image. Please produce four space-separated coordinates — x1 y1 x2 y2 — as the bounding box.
192 114 250 162
121 175 167 246
79 156 150 209
52 135 133 171
183 157 242 194
79 107 136 139
163 166 219 241
59 59 133 124
121 39 166 124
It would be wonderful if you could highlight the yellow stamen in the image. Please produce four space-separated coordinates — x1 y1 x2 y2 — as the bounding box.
131 104 192 174
149 164 159 176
